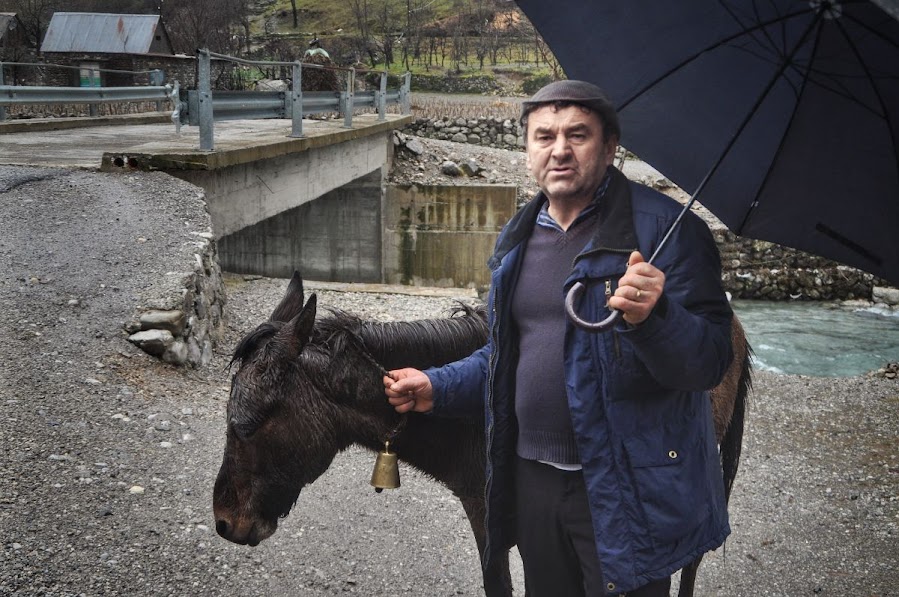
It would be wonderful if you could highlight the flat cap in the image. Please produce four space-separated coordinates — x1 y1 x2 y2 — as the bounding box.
521 80 620 139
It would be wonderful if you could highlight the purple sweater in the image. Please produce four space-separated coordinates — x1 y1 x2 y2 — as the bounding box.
511 214 596 465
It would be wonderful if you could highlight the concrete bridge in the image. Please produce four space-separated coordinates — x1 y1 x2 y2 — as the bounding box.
0 114 401 282
0 113 515 289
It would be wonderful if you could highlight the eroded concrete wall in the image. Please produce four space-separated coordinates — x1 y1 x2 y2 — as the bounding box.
217 170 383 282
384 184 517 290
172 134 391 238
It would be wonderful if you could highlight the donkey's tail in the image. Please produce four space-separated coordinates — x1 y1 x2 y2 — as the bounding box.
721 338 753 503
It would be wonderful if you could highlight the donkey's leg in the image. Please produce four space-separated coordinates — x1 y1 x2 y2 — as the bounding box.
678 556 702 597
685 317 751 597
458 495 513 597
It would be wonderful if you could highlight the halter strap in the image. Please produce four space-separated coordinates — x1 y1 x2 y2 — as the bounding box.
350 333 409 444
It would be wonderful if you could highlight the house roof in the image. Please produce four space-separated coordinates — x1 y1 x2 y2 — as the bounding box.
1 12 18 33
41 12 164 54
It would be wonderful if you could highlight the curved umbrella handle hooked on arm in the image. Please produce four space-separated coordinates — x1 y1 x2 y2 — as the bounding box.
565 281 623 332
565 185 701 333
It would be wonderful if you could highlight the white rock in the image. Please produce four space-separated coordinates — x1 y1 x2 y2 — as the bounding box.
128 329 174 356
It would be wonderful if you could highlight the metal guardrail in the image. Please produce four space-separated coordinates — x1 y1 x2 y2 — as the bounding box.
0 51 412 151
0 85 171 104
0 61 165 120
185 49 412 151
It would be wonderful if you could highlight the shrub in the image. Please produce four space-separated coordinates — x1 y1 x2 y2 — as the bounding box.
521 74 555 96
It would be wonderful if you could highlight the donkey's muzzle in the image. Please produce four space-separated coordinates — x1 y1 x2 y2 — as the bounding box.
215 516 266 546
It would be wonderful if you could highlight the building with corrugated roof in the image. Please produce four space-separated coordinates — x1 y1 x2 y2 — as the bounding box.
41 12 174 55
38 12 193 87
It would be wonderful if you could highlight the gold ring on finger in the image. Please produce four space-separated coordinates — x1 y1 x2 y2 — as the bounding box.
636 289 642 299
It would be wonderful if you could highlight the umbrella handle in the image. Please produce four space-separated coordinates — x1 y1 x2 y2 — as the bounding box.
565 189 696 333
564 281 622 333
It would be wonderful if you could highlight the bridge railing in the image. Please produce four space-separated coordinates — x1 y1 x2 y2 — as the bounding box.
187 49 411 150
0 62 168 121
0 51 411 151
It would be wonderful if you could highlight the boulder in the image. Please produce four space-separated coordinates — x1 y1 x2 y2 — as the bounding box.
128 329 174 356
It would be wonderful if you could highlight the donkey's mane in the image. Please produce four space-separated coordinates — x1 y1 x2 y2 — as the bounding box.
230 321 282 367
356 304 487 370
230 303 488 372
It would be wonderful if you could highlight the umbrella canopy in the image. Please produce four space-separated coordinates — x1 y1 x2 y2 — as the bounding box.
516 0 899 286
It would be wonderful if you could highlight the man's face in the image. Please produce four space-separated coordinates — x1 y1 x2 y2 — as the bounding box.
525 104 618 205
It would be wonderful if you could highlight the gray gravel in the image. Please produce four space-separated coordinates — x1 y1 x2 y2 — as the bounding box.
1 165 897 596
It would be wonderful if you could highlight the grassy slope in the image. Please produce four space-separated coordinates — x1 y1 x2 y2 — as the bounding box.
253 0 459 37
248 1 557 90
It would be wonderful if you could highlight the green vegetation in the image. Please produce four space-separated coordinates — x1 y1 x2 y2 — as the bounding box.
254 0 458 38
248 0 564 95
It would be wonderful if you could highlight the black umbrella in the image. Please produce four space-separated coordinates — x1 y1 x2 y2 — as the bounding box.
518 0 899 328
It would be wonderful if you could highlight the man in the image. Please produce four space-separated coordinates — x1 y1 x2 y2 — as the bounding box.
385 80 734 596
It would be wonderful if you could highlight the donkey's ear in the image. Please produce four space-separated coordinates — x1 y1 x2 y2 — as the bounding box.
270 271 305 322
279 293 317 354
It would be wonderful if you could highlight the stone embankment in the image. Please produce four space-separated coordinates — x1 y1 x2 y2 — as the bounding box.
124 230 227 367
403 116 524 151
715 230 885 302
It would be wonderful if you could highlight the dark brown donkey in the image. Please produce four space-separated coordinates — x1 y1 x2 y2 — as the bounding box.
213 272 752 597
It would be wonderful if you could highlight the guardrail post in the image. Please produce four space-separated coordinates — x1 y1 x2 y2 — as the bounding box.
198 49 214 151
150 69 164 111
401 72 411 115
289 61 304 138
342 68 354 128
377 72 386 121
0 64 5 122
88 67 99 117
170 81 182 134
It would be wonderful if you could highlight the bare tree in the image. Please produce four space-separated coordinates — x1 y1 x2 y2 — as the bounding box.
3 0 61 50
373 0 398 68
534 33 562 79
161 0 250 55
400 0 432 70
348 0 376 66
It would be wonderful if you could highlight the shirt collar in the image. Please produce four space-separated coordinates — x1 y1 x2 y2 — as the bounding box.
535 170 613 232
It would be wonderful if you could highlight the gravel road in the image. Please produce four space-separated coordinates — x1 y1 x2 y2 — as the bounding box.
1 162 897 596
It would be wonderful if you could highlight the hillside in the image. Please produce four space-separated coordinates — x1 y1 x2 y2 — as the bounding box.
252 0 479 39
246 0 560 94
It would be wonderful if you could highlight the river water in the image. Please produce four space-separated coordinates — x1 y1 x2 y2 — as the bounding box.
731 300 899 377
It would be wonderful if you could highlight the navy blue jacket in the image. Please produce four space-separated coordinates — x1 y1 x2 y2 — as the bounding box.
426 167 734 595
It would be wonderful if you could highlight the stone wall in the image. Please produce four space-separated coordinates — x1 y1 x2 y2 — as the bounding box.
125 230 227 368
410 74 501 94
715 229 882 301
403 116 524 151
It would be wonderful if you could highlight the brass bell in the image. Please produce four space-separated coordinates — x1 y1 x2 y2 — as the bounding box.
370 440 400 493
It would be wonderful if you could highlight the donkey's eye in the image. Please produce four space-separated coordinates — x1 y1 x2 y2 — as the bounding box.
231 420 258 440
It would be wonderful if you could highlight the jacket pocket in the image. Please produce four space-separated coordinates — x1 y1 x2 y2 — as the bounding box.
622 432 711 544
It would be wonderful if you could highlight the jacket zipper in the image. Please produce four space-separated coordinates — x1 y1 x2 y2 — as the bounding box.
482 282 501 567
602 279 621 357
571 247 633 357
